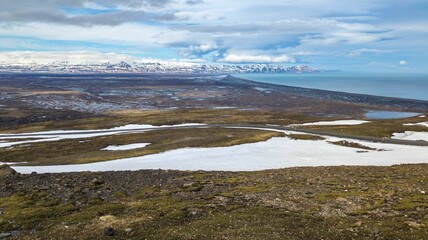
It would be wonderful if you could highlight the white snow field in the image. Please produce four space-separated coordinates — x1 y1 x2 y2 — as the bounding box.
403 122 428 128
294 120 370 126
392 131 428 141
11 130 428 174
102 143 151 151
0 123 206 149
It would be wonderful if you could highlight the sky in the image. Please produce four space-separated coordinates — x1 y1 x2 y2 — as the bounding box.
0 0 427 72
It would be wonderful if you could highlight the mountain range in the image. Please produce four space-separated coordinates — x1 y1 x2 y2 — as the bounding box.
0 61 321 74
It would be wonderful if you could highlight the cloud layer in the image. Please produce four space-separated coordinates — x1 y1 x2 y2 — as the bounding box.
0 0 427 71
0 0 175 27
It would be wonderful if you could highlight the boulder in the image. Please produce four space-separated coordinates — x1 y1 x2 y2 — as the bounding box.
0 165 17 177
103 227 115 236
0 232 12 239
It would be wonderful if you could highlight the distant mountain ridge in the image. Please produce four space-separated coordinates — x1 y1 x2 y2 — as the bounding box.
0 61 322 74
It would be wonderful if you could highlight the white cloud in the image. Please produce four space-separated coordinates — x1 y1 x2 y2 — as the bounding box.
220 53 295 63
0 0 174 26
178 42 224 61
0 51 201 65
82 2 111 10
0 23 163 47
349 48 394 57
181 42 219 55
0 51 139 64
399 60 407 65
387 21 428 33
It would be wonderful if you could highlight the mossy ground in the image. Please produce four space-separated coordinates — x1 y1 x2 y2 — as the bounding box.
304 114 428 138
287 133 326 141
0 109 333 133
1 165 427 239
2 109 426 139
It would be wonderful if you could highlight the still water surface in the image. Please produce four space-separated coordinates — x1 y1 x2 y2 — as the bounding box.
234 73 428 101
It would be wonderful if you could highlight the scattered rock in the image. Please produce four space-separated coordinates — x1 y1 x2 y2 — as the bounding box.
406 221 423 228
186 207 204 217
0 165 17 177
91 178 104 185
354 221 363 227
0 232 12 239
38 186 50 190
213 196 229 207
336 197 347 202
183 182 195 188
372 229 380 236
99 215 116 222
1 164 428 238
416 207 425 212
103 227 115 236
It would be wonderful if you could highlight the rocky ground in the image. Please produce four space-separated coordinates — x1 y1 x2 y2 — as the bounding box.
0 164 427 239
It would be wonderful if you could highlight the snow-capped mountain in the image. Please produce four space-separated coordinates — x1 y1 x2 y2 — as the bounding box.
0 61 320 74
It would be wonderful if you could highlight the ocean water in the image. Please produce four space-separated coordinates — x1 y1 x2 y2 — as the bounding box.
234 73 428 101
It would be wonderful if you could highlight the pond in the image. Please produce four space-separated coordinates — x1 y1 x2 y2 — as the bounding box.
365 111 421 120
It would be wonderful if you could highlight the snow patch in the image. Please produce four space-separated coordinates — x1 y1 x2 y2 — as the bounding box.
294 120 370 126
0 123 206 148
392 131 428 141
102 143 150 151
403 122 428 128
12 134 428 174
0 162 27 165
0 131 137 149
253 87 270 92
211 106 236 109
110 124 158 131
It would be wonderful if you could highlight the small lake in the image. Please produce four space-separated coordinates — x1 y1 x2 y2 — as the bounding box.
365 111 421 120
